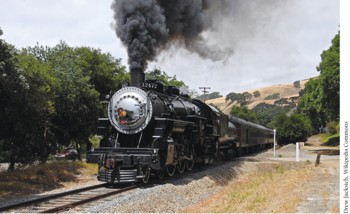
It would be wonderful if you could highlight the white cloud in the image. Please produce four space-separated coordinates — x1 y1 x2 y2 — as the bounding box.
0 0 339 95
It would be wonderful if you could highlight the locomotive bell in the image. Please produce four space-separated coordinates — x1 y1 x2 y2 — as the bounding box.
108 87 153 134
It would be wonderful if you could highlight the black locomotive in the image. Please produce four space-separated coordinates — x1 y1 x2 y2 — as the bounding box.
87 73 274 184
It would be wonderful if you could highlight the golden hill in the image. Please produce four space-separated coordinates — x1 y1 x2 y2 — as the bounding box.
205 79 308 115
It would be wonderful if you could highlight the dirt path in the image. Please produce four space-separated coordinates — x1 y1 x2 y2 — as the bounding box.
306 134 323 146
256 144 339 213
269 135 340 213
296 160 339 213
302 134 339 212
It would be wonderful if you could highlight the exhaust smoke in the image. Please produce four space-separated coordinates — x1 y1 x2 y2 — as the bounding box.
111 0 232 85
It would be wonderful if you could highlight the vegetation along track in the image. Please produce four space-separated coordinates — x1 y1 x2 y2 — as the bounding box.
0 183 138 213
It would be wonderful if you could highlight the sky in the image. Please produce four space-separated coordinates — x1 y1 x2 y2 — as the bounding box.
0 0 340 96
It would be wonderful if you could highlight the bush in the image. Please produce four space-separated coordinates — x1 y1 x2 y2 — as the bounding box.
326 121 339 134
322 135 340 147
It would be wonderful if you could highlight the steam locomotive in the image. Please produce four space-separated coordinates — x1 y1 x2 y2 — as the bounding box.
87 73 274 184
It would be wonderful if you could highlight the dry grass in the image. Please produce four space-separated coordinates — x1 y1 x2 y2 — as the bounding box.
183 162 314 213
0 161 97 199
332 204 340 213
206 79 308 114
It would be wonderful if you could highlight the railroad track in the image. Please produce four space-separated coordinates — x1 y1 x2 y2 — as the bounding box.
0 183 139 213
0 151 268 213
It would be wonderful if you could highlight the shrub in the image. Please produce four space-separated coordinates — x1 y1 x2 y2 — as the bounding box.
326 121 339 134
325 136 340 146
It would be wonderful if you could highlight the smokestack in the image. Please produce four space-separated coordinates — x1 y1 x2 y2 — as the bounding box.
130 68 145 87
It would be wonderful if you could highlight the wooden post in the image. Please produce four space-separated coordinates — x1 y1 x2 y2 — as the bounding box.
315 153 321 166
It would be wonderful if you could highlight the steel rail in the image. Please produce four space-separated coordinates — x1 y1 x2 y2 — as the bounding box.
41 184 138 213
0 183 106 212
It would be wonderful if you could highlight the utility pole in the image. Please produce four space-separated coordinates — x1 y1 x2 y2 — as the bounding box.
199 86 211 102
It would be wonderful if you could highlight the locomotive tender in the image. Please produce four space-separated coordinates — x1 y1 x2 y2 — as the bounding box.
87 72 274 184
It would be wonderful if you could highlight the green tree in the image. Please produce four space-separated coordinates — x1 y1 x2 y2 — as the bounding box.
225 91 252 106
16 51 59 163
41 42 101 158
226 92 239 103
317 32 340 121
26 42 132 157
253 90 261 98
0 32 28 170
274 98 293 106
74 46 129 99
196 91 222 101
264 93 280 100
0 37 129 168
146 67 185 87
241 92 253 106
0 32 59 169
298 78 325 132
230 106 259 123
293 80 301 88
270 113 312 145
298 32 339 131
252 103 293 127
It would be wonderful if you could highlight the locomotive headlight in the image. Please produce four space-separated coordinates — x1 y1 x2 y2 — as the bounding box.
117 108 127 118
108 87 153 134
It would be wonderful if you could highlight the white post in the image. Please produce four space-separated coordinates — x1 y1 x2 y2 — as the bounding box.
273 129 276 157
296 142 300 162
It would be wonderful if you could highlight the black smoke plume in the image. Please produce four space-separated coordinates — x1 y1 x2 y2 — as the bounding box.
111 0 230 72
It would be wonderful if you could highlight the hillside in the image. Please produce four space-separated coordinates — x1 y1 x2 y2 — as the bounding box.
206 79 308 115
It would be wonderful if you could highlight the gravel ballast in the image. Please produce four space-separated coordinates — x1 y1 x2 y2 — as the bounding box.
71 160 245 213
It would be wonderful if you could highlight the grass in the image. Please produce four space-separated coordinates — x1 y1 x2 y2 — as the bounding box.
319 133 340 147
183 162 314 213
0 161 98 199
319 133 331 143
